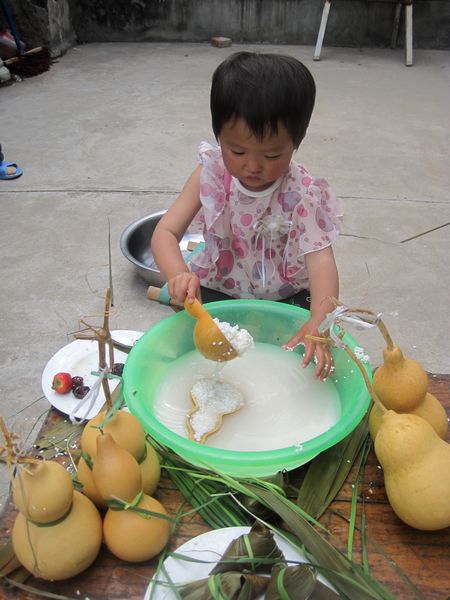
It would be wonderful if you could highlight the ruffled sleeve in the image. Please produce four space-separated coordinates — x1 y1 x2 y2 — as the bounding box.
188 141 229 237
286 176 343 259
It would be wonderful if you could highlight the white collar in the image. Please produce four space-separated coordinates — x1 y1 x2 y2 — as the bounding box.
232 176 283 198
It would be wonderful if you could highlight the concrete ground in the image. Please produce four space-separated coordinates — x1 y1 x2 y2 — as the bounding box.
0 43 449 510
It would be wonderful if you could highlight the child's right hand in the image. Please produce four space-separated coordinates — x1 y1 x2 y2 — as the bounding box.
167 272 200 305
284 319 334 381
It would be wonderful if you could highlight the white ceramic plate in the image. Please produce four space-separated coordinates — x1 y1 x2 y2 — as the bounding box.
41 330 143 420
145 526 334 599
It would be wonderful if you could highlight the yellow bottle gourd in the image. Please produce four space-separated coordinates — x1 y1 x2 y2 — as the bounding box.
12 460 73 523
103 494 171 562
92 432 142 503
81 409 145 460
375 411 450 530
12 461 102 580
139 440 161 496
77 424 161 509
369 392 449 440
373 345 428 411
76 455 107 509
322 307 450 533
90 432 170 562
370 321 448 439
78 439 161 507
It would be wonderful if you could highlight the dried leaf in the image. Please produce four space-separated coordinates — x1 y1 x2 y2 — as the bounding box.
33 419 84 460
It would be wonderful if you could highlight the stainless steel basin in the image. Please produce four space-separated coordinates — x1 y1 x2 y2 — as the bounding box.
120 211 203 286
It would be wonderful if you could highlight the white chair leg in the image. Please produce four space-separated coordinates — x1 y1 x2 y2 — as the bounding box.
405 2 413 66
314 0 332 61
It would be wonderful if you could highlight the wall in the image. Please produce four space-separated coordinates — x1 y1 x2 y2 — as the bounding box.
6 0 450 57
6 0 76 56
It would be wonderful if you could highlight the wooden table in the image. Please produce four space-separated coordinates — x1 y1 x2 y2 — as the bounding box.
1 375 449 599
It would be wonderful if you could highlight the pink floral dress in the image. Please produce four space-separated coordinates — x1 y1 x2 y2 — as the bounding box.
189 142 343 301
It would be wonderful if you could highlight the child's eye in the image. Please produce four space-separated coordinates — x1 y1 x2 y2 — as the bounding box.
264 154 281 160
231 150 245 156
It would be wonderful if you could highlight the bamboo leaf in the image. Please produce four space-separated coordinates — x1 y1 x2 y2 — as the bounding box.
151 439 397 600
330 508 426 600
175 571 269 599
265 564 316 600
311 580 342 599
296 413 370 519
347 436 372 561
3 578 75 599
210 522 285 575
360 499 369 574
242 483 394 600
162 453 251 528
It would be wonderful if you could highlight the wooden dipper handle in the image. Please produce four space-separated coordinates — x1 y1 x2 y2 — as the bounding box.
147 286 183 308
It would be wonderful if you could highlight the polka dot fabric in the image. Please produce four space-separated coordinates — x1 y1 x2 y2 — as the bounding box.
189 142 343 300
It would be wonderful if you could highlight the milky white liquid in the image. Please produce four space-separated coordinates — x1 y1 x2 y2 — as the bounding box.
153 343 341 451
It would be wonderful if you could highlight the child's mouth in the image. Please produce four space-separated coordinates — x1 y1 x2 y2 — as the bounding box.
244 175 263 186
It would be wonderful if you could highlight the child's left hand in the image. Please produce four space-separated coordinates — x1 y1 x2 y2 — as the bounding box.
284 320 334 381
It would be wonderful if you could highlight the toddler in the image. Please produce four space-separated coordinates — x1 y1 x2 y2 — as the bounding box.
151 51 342 380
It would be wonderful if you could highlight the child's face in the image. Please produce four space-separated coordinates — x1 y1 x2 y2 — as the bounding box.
219 118 295 192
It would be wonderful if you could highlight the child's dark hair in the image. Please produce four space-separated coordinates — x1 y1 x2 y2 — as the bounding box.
210 52 316 148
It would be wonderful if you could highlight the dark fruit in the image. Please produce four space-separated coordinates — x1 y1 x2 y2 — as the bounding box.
52 372 73 394
71 375 84 390
73 385 90 399
111 363 124 376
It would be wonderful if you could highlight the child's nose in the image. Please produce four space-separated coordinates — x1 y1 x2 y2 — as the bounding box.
247 156 263 173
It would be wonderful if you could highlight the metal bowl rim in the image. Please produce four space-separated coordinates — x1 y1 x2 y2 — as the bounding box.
119 210 167 271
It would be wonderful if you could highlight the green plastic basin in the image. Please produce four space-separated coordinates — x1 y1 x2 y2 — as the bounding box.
123 300 371 477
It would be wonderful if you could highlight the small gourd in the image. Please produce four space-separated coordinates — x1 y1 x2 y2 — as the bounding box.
373 344 428 411
90 433 170 563
103 494 171 562
76 455 107 509
375 411 450 531
78 439 161 506
80 409 145 460
139 440 161 496
12 460 73 523
369 391 449 441
92 432 142 503
368 315 448 439
314 307 450 533
12 460 102 580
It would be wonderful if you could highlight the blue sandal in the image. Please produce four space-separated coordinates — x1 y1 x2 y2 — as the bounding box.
0 161 23 180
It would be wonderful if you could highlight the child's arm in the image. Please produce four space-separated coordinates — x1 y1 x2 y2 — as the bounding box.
151 165 203 303
284 246 338 380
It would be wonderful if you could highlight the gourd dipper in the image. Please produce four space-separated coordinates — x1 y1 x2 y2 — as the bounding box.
184 298 238 362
